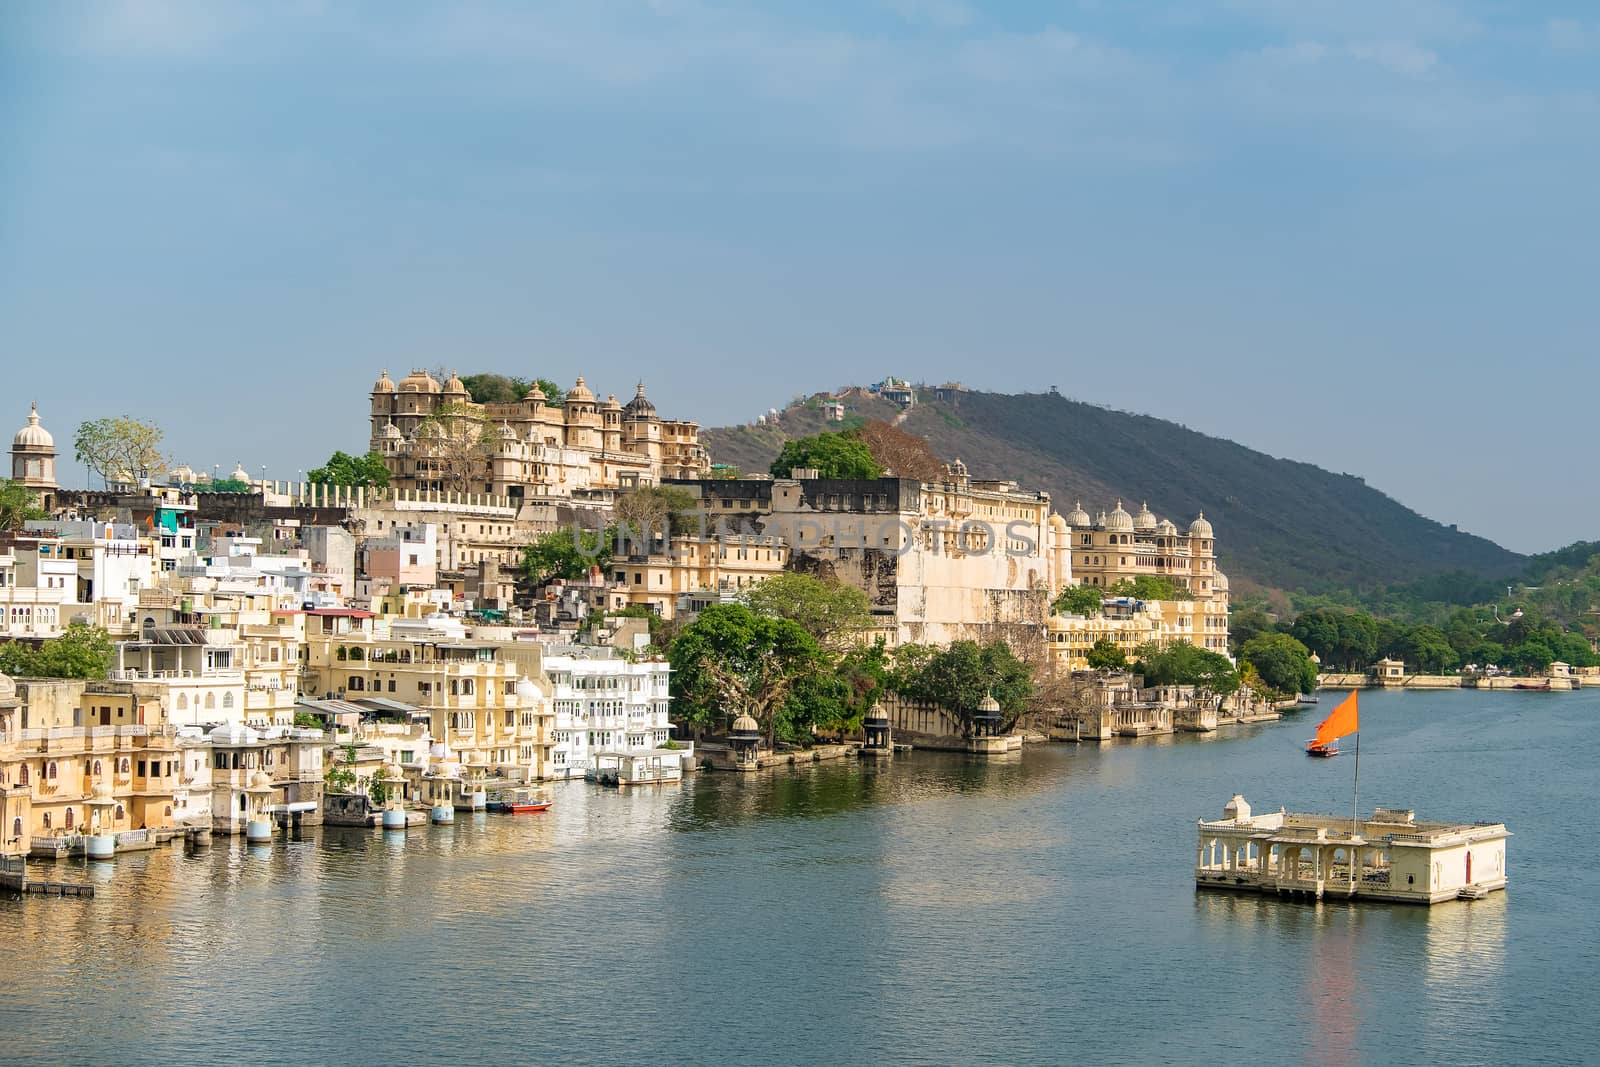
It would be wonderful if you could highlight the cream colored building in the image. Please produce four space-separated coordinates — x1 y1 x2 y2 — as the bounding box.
368 371 709 500
597 534 790 620
10 403 59 512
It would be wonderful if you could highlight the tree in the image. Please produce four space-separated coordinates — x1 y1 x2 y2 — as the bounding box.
0 623 114 679
849 420 945 481
521 526 613 585
743 571 873 651
889 639 1032 736
415 402 494 493
1399 625 1459 674
1289 609 1343 664
309 450 391 488
0 479 45 532
195 478 252 493
613 485 700 540
1228 607 1277 655
1506 638 1555 675
668 603 824 745
74 417 166 487
1085 638 1127 671
769 432 883 480
1108 575 1191 601
1052 584 1103 618
325 745 358 793
1238 632 1318 697
1334 612 1380 669
1133 641 1239 700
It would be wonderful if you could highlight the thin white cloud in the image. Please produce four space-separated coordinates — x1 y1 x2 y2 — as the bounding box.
1349 40 1439 77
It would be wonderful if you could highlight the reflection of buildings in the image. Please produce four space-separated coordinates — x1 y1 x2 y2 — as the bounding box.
1423 893 1508 987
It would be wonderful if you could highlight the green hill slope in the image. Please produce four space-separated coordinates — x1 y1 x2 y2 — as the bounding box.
702 389 1524 595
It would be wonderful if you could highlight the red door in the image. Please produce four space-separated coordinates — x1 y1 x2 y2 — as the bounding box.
100 707 111 726
1466 852 1472 883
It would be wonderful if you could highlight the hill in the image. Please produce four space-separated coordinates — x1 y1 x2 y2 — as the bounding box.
702 388 1525 596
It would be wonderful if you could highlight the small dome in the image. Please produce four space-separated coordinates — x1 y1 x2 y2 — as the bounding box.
398 370 441 394
1188 513 1214 538
515 675 540 700
0 671 15 704
1223 794 1251 821
864 702 889 723
623 382 656 419
731 713 759 734
209 723 259 744
523 381 547 402
977 692 1000 713
601 393 622 413
429 741 453 761
1105 500 1134 533
230 463 250 482
1134 501 1157 531
1214 570 1230 592
1156 519 1178 536
1048 513 1068 531
498 421 518 442
249 770 274 791
92 780 114 801
443 372 469 397
169 464 196 482
1065 500 1091 527
567 376 595 404
380 421 403 441
380 762 405 780
372 369 396 394
13 403 53 450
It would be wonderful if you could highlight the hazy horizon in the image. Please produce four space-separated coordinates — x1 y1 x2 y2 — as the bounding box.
4 1 1595 555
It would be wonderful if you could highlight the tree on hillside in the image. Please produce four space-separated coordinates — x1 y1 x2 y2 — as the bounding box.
743 571 872 651
1227 606 1277 655
849 420 945 481
308 450 391 488
668 604 824 746
1052 584 1103 618
1085 638 1127 671
0 623 114 679
415 402 494 494
74 417 166 488
769 432 883 480
0 479 46 531
1238 632 1318 696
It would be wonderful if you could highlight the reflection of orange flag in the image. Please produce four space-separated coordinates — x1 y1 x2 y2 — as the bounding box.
1315 691 1359 746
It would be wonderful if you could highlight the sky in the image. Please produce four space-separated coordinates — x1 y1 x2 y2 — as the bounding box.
2 1 1596 555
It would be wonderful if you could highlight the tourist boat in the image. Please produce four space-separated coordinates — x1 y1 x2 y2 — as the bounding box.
1305 739 1339 758
1512 681 1552 692
489 789 551 814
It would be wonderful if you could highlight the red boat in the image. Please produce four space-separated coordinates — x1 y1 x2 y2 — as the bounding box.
1305 739 1340 758
489 789 552 814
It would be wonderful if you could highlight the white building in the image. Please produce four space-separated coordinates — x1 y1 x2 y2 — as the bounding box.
543 648 674 780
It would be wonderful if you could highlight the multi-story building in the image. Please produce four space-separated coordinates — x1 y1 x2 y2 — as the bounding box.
544 649 674 779
1060 500 1230 656
368 371 709 499
595 533 790 620
668 461 1069 645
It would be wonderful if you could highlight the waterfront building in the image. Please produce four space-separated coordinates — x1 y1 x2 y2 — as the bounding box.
9 403 59 512
544 648 675 780
1195 795 1510 904
368 371 710 498
205 722 324 835
668 462 1068 645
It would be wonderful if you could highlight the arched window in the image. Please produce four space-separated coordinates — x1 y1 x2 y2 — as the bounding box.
119 758 130 774
93 760 102 776
19 765 28 786
64 808 74 830
177 693 189 710
349 647 364 661
115 804 125 820
164 805 172 818
205 693 216 710
42 812 51 829
240 794 248 812
336 646 348 662
11 817 20 839
47 762 57 780
222 692 234 709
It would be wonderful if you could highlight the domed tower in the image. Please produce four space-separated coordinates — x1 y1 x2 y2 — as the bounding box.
1188 513 1216 594
442 372 470 405
1134 501 1157 533
1065 500 1091 528
622 382 663 467
11 403 57 510
1048 512 1071 593
370 368 397 424
563 377 601 451
600 393 624 453
1105 500 1134 538
396 369 442 420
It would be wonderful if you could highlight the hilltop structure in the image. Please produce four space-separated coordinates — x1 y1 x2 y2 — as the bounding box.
368 371 709 499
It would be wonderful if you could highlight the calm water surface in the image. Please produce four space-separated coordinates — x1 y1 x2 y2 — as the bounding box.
5 689 1596 1066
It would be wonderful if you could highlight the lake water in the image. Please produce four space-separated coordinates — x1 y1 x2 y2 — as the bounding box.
5 689 1596 1066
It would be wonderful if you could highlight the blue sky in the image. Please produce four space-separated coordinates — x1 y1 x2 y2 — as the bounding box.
2 1 1596 554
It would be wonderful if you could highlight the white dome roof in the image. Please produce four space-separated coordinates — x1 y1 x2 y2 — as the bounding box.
13 403 53 449
732 713 759 734
1105 500 1134 533
0 671 15 704
92 779 115 801
372 369 396 394
209 723 259 744
1134 501 1157 531
1156 519 1178 536
977 693 1001 713
230 463 250 482
515 675 540 700
1065 500 1091 527
248 770 274 790
1188 513 1214 538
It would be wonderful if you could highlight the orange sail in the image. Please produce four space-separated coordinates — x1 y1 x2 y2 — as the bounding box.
1314 691 1359 746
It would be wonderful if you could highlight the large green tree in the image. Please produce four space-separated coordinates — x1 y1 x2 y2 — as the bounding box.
459 374 566 406
743 571 872 650
74 417 166 487
612 485 700 540
1133 641 1239 700
769 432 884 480
1399 625 1460 674
1052 584 1104 618
668 603 825 745
1238 632 1318 697
0 479 45 532
308 450 391 488
0 623 114 679
890 639 1033 735
521 526 614 585
1085 638 1127 671
1108 575 1192 601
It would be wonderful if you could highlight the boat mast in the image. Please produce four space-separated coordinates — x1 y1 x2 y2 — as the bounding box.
1350 730 1360 890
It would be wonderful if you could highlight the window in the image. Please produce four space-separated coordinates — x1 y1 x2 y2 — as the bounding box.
138 761 147 777
222 692 234 709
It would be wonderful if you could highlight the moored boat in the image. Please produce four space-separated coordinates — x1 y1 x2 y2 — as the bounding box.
489 788 552 814
1305 739 1339 757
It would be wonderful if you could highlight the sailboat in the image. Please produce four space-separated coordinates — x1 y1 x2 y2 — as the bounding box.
1306 691 1358 758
